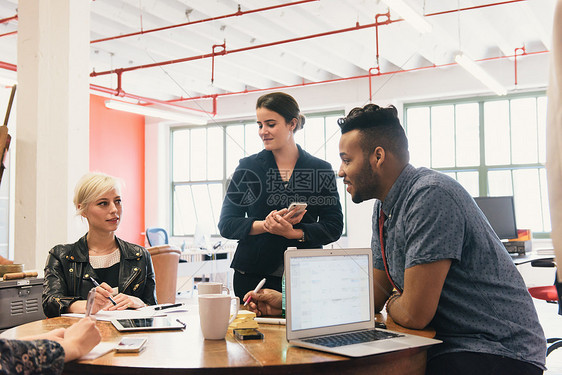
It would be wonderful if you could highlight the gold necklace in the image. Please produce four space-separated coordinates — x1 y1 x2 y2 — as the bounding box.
89 246 117 255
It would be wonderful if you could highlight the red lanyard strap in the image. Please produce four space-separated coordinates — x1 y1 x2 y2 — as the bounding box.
378 211 402 294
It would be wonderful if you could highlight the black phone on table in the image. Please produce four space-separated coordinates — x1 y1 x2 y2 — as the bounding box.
234 328 264 340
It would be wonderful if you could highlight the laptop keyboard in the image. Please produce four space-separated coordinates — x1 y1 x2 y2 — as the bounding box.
302 329 404 348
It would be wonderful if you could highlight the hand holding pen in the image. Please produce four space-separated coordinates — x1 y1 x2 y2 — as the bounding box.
90 277 117 306
90 276 145 311
244 278 267 306
243 288 283 317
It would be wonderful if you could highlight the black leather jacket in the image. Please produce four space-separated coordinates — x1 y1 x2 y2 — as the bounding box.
42 234 157 318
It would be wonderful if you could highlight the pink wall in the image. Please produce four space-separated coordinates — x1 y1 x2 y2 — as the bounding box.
89 95 145 245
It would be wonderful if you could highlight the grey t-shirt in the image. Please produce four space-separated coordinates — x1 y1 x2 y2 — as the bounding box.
372 164 546 369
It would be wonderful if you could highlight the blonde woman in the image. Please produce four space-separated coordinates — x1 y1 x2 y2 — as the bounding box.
42 172 156 318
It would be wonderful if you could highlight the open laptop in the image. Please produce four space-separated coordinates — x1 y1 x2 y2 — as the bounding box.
285 248 441 357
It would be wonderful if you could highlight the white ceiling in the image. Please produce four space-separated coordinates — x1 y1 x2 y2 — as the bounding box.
0 0 556 110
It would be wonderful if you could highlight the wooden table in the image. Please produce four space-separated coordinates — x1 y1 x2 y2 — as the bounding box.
1 305 435 375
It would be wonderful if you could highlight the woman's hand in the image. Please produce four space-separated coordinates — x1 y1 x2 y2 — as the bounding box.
92 282 115 314
105 294 145 310
263 211 295 238
22 318 101 362
263 210 306 240
280 207 307 225
60 317 101 362
21 327 66 342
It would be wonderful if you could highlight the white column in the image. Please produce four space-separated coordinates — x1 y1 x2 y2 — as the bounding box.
145 119 170 236
15 0 90 269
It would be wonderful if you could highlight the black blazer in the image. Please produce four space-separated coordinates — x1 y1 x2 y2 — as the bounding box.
218 145 343 275
42 234 157 317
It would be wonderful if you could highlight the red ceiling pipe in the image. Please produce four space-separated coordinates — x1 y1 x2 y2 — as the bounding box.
91 0 320 44
0 60 215 115
514 46 526 86
115 69 125 96
0 0 531 45
211 42 226 84
90 0 530 82
166 50 549 104
0 31 17 38
2 50 549 112
0 14 17 39
370 12 391 102
0 61 16 71
211 94 217 115
97 67 216 114
375 12 391 71
425 0 526 18
90 21 389 78
0 15 17 24
2 1 320 42
90 84 215 115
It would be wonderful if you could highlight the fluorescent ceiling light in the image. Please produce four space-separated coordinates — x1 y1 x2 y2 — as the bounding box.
382 0 432 34
455 54 507 96
105 100 208 125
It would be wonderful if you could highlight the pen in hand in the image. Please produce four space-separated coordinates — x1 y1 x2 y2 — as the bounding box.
89 276 117 306
244 278 266 306
84 288 95 317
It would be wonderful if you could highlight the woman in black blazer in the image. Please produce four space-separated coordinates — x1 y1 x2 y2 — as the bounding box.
219 92 344 299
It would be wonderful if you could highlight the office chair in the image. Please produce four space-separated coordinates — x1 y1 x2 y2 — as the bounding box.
527 258 562 356
147 245 181 304
146 227 169 247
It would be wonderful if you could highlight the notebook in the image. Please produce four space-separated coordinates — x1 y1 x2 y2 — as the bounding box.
284 248 441 357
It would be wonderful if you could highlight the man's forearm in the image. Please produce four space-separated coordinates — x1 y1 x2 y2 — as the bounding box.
385 293 428 330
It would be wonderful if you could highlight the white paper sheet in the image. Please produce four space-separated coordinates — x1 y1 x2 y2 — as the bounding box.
63 304 188 321
63 309 162 321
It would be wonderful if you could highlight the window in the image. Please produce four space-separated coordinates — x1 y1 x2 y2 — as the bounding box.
171 111 346 236
404 92 549 236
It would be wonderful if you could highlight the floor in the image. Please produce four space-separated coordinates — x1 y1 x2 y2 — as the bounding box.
535 300 562 374
518 255 561 374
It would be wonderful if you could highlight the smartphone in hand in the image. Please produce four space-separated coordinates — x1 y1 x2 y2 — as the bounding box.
287 202 307 218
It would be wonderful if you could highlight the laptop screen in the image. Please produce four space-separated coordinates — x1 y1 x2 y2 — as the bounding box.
289 253 371 331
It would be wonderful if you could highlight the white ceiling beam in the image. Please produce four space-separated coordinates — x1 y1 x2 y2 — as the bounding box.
183 0 329 84
91 0 301 91
517 1 554 50
113 0 306 87
234 0 362 78
89 13 258 94
439 0 514 58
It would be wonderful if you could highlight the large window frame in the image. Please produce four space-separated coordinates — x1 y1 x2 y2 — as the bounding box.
404 91 549 238
170 110 346 237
